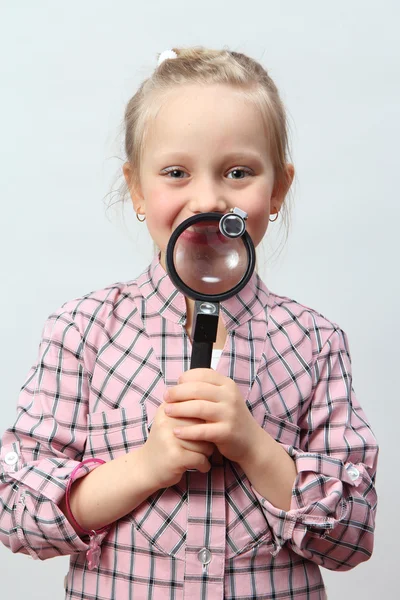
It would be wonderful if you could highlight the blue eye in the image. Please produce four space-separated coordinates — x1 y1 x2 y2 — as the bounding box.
162 168 188 178
161 166 253 179
227 168 252 179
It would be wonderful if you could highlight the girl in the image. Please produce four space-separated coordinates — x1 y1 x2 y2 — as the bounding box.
0 47 378 599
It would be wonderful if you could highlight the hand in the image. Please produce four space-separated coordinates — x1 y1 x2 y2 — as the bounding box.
142 401 216 490
164 369 259 463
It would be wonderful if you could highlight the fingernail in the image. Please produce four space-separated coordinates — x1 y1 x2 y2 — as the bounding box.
164 389 170 401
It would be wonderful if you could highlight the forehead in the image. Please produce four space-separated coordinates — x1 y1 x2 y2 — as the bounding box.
143 84 268 158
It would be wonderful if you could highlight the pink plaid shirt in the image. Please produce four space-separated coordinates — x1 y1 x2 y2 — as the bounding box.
0 255 378 599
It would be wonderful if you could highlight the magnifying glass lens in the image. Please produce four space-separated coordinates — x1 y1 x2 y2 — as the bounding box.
173 219 248 295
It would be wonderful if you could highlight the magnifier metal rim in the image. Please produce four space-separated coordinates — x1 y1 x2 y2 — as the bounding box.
165 212 256 302
219 212 246 238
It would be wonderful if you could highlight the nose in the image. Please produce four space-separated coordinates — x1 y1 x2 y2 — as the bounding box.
187 179 228 215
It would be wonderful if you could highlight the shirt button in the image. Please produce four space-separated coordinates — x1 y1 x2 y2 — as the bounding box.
4 451 19 466
198 548 212 565
346 465 360 481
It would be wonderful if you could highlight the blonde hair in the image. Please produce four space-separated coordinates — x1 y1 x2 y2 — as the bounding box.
111 46 293 241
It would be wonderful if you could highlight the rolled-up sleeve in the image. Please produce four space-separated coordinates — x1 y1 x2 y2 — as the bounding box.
0 311 94 560
252 327 378 571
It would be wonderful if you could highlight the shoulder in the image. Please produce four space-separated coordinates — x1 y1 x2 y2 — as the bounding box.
266 289 346 353
40 275 144 353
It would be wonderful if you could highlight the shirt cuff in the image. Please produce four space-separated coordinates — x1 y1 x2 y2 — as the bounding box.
2 444 104 558
251 446 363 551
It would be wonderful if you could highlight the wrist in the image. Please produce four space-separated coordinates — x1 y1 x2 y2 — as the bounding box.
128 447 160 496
238 425 273 471
237 427 297 512
64 459 109 536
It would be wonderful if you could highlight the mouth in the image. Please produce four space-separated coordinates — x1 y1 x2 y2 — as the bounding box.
179 224 225 245
188 224 218 234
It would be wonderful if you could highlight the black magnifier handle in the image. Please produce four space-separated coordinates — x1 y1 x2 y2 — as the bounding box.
187 302 220 473
190 301 220 369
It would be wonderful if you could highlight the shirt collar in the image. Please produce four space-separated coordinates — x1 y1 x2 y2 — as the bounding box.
135 254 270 330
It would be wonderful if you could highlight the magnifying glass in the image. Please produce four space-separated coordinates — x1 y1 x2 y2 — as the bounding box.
166 207 255 369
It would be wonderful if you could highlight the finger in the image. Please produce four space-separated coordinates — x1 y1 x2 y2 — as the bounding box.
165 400 221 421
173 423 224 443
179 439 215 455
178 368 225 386
166 382 222 403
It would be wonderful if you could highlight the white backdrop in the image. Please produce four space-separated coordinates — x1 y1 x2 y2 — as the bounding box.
0 1 398 598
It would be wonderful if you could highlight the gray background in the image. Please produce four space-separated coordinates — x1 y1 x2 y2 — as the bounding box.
0 1 398 597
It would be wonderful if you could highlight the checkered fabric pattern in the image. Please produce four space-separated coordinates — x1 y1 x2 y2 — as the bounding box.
0 255 378 599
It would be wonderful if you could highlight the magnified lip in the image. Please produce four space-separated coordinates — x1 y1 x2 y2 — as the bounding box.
189 224 217 234
174 219 218 231
180 227 224 245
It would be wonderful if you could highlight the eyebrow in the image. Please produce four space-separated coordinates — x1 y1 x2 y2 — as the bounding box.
153 150 263 163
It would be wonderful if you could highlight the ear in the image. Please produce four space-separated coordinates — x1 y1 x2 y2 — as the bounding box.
270 164 295 214
122 162 144 214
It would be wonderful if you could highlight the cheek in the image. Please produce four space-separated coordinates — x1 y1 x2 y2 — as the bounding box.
245 192 272 246
146 190 173 224
144 189 179 250
248 216 269 247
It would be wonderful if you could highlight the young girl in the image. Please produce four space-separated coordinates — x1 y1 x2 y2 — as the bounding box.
0 47 378 600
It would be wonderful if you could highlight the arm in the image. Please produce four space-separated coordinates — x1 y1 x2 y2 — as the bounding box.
59 447 158 532
0 311 158 560
238 428 297 511
239 327 378 571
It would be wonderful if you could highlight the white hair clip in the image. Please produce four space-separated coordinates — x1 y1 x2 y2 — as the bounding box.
157 50 178 66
